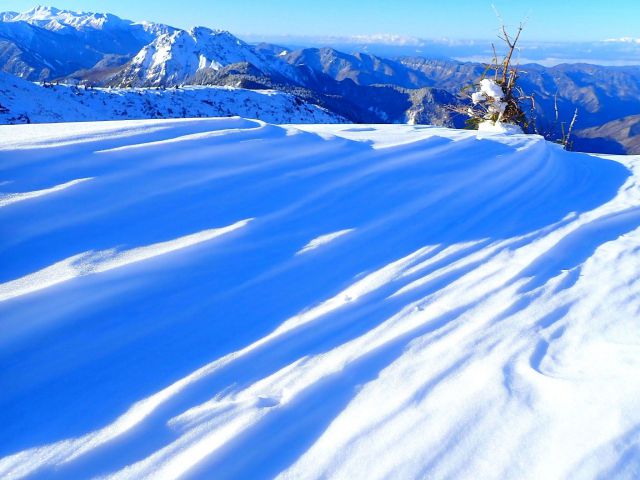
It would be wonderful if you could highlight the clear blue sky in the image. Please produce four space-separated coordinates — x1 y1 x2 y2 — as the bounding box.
2 0 639 41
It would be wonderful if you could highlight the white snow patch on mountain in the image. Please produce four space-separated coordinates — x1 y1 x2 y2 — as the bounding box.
1 119 640 480
0 12 18 22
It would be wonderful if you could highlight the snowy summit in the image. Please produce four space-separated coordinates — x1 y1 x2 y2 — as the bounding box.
117 27 277 87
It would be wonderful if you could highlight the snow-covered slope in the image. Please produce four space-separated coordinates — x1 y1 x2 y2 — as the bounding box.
113 27 286 87
1 120 640 479
0 72 343 124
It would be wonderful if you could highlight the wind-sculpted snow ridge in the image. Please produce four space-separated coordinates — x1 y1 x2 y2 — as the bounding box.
0 177 93 208
297 229 355 255
1 118 640 479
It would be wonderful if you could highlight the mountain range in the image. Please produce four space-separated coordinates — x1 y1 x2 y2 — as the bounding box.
2 6 640 153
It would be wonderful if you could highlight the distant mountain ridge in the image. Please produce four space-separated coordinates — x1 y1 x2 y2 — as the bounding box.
0 70 344 124
2 5 640 153
573 114 640 154
0 6 173 80
8 5 174 40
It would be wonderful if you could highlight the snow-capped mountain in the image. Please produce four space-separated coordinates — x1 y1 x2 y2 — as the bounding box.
11 5 131 32
110 27 288 87
0 19 108 80
8 5 174 40
0 6 175 80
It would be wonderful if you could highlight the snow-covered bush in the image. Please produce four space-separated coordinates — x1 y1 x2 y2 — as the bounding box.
452 24 532 134
470 79 510 128
451 20 578 147
465 72 528 132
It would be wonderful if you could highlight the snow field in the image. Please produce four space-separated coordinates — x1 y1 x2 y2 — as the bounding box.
0 119 639 479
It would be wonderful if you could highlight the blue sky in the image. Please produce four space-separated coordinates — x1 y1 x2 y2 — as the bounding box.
2 1 639 42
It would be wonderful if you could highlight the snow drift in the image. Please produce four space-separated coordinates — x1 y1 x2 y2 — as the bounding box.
1 118 640 479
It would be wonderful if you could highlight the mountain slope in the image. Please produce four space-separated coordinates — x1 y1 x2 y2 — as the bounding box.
574 114 640 154
110 27 289 87
0 20 106 80
284 47 430 88
401 58 640 130
0 71 344 124
1 119 640 479
0 6 173 80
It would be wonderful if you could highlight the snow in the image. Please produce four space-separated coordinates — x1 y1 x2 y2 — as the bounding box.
477 121 524 134
297 229 355 254
0 218 252 303
9 5 155 33
1 119 640 479
0 177 93 208
0 12 18 22
471 91 484 104
467 78 513 129
479 77 504 100
120 27 286 87
0 72 344 124
2 6 174 53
